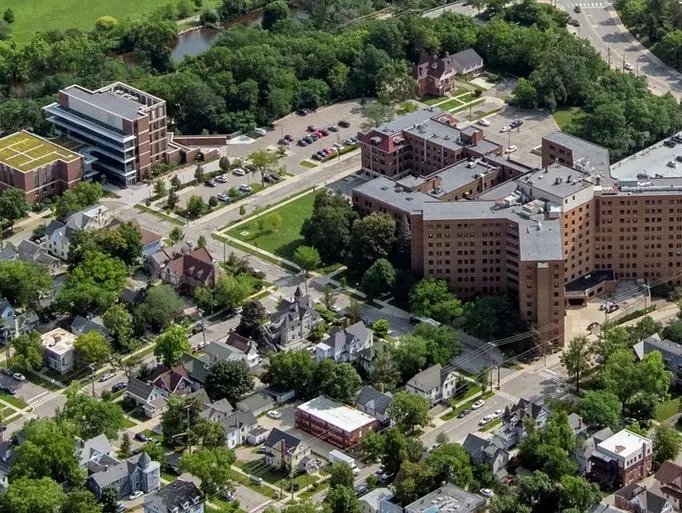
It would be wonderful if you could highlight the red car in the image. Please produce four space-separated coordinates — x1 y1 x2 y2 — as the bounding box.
307 125 317 132
313 131 324 138
284 134 294 142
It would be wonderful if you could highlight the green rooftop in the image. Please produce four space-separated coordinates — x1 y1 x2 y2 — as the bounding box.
0 131 80 173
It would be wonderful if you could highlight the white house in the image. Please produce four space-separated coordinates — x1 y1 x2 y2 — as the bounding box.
405 364 457 405
41 328 77 374
46 205 112 260
315 321 373 363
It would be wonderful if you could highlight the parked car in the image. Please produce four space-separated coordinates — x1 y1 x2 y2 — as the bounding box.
330 304 342 313
472 399 485 409
338 120 351 128
320 129 329 136
574 4 581 12
510 119 523 128
134 433 148 442
239 184 252 193
307 125 317 132
313 131 323 138
128 491 144 501
278 138 290 146
505 145 518 154
457 408 472 418
297 139 308 147
355 484 369 496
112 382 127 392
477 118 491 127
233 168 246 176
480 488 495 498
312 154 322 161
569 18 580 26
267 410 282 419
116 504 127 513
255 127 267 136
99 372 115 382
327 125 339 132
303 135 314 143
0 385 15 395
309 133 319 141
493 409 504 417
624 62 634 71
284 134 294 142
344 138 355 145
296 108 309 116
12 373 25 382
332 143 343 150
218 192 230 202
500 126 511 133
204 179 216 187
215 175 228 183
479 415 494 426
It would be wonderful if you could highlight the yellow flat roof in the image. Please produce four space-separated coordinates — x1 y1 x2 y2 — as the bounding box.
0 131 80 173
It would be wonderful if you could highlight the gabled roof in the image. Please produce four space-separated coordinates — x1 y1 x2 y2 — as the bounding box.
264 428 303 451
205 341 243 360
201 398 234 421
165 247 214 286
108 218 160 247
616 484 670 513
17 240 59 266
656 460 682 486
178 354 209 384
77 434 112 467
356 385 392 415
225 332 253 353
127 378 154 401
503 398 549 426
149 364 194 393
45 219 65 237
406 364 445 393
223 410 257 433
635 333 682 359
147 479 204 513
71 315 110 338
89 451 159 488
451 48 483 68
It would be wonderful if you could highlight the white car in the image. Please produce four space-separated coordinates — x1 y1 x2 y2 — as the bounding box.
239 184 252 193
500 126 511 133
267 410 282 419
479 414 494 425
471 399 485 409
99 372 115 382
330 305 342 313
215 175 228 183
624 62 634 71
12 373 25 382
233 168 246 176
493 409 504 417
128 491 144 500
505 145 518 154
480 488 495 498
477 118 491 127
255 127 267 136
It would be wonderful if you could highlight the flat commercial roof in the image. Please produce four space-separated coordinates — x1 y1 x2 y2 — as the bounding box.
297 396 376 433
544 131 610 175
63 84 147 121
597 429 651 460
41 328 77 356
611 137 682 181
354 176 432 214
0 131 80 173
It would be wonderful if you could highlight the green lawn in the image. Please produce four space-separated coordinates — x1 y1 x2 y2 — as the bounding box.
226 191 317 260
0 393 28 409
552 107 586 130
300 160 318 168
436 98 465 111
4 0 205 45
656 396 681 422
422 96 445 106
480 418 503 432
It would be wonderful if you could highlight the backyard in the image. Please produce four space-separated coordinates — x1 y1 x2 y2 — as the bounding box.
552 107 585 131
226 190 317 261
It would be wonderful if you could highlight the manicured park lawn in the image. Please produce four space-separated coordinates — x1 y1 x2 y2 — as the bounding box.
227 190 317 260
435 98 465 111
3 0 184 45
552 107 586 130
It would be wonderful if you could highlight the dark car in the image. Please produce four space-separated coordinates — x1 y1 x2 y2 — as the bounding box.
112 382 127 392
284 134 294 142
327 125 339 132
0 385 16 396
309 133 319 141
457 408 472 419
297 139 308 146
278 138 290 146
510 119 523 128
319 129 329 136
338 120 351 128
307 125 317 132
312 154 322 161
569 18 580 26
304 135 314 143
296 108 309 116
204 179 216 187
355 484 369 496
134 433 149 442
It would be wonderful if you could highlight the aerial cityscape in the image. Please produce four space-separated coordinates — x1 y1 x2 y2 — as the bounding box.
2 0 682 512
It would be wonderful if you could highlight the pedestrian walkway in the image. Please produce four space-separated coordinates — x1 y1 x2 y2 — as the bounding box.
28 391 61 408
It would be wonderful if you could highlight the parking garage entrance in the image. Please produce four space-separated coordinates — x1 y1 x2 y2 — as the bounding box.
564 270 616 306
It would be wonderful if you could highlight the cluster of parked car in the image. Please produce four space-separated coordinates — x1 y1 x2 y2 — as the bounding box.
478 408 504 426
297 120 351 147
500 119 523 133
600 301 619 313
1 367 25 384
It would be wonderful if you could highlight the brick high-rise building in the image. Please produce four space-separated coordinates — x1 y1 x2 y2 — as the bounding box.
44 82 168 186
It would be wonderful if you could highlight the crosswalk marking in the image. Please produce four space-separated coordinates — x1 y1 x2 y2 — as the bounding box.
28 391 61 408
496 390 520 403
575 2 610 7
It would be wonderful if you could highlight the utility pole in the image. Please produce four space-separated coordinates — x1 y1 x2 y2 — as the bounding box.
497 366 500 391
186 404 193 454
89 363 96 397
199 309 207 347
223 240 227 263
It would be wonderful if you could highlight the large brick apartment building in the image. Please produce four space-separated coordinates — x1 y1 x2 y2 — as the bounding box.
355 107 682 346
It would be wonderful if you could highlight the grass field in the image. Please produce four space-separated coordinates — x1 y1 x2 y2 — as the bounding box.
552 107 586 130
656 395 681 422
3 0 180 45
226 191 317 260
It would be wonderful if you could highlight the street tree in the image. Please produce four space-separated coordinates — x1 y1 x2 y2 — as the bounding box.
0 260 52 308
168 226 184 244
58 386 125 440
167 189 180 210
478 368 489 394
237 300 266 339
292 245 321 294
154 324 191 367
409 278 463 324
9 331 44 370
330 462 355 488
161 395 202 446
214 274 251 310
136 284 184 332
194 164 205 183
361 258 396 299
180 446 236 496
3 477 66 513
205 360 253 404
197 234 207 248
248 149 278 185
654 424 682 464
74 332 111 367
154 179 167 196
0 187 29 229
578 390 622 428
325 485 361 513
186 195 206 218
560 335 593 393
387 391 430 433
266 212 282 232
192 418 226 449
103 304 134 350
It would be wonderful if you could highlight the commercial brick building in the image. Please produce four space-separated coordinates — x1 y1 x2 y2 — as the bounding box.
355 109 682 347
0 131 83 203
44 82 169 186
590 429 652 488
295 396 377 449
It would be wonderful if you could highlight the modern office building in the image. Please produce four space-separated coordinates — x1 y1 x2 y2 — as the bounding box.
44 82 168 186
590 429 653 488
0 131 83 202
355 109 682 347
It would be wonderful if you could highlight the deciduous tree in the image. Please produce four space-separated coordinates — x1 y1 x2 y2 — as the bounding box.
0 187 29 229
0 260 52 308
205 360 253 404
654 424 682 464
578 390 622 428
74 332 111 367
3 477 66 513
9 331 44 370
560 335 593 393
154 324 191 367
387 391 430 433
180 447 236 496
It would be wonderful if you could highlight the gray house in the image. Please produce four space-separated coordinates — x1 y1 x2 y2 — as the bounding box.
263 287 319 348
71 315 112 341
356 386 393 425
144 479 204 513
634 334 682 384
405 364 457 405
575 426 614 476
315 321 373 363
462 432 509 476
87 452 161 499
200 399 257 449
500 398 551 448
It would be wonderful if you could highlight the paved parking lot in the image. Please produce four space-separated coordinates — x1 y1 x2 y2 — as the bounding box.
233 484 273 513
477 105 559 168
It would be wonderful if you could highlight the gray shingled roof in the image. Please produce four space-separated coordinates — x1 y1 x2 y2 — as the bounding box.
127 378 154 401
356 386 392 415
406 364 443 393
264 428 302 450
451 48 483 69
148 479 204 513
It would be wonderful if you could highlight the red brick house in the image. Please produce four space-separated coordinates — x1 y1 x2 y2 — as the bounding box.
414 49 484 97
157 247 216 292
